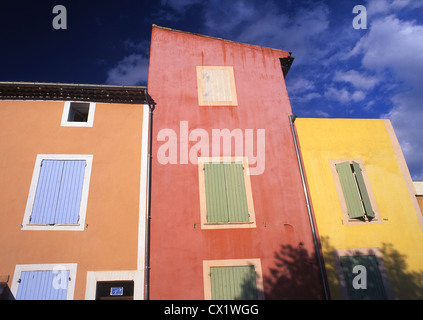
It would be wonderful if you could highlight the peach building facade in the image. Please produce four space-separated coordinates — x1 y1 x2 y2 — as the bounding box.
0 83 151 300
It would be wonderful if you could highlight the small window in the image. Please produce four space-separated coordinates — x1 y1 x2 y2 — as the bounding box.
196 66 238 106
68 102 90 122
61 101 95 127
22 154 93 231
10 264 77 300
334 249 394 300
198 157 256 229
203 259 264 300
330 159 381 224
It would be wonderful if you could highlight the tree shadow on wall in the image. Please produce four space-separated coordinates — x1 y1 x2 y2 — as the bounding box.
263 242 326 300
318 237 423 300
235 242 327 300
236 237 423 300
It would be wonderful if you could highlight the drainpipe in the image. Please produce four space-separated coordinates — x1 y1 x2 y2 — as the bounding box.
288 114 329 300
144 90 155 300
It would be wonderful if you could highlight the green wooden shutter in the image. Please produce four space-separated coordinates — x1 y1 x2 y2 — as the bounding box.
351 162 375 218
210 266 258 300
204 162 249 223
336 162 365 219
340 255 388 300
224 162 249 222
204 163 229 222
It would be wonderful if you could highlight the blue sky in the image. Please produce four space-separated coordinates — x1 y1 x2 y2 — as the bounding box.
1 0 422 179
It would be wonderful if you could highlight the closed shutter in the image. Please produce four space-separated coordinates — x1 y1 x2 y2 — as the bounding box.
30 160 86 225
340 255 388 300
16 270 69 300
336 162 365 219
55 160 86 224
351 161 375 218
224 163 249 222
31 160 65 224
204 163 229 223
210 266 258 300
204 162 249 223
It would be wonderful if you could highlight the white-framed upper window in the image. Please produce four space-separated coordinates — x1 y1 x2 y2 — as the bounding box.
22 154 93 231
61 101 96 127
10 263 77 300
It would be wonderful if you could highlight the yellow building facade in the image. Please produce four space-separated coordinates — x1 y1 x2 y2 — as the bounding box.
295 118 423 299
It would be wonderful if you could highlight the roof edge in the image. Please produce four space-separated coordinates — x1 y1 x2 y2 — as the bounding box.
0 81 148 104
152 24 293 56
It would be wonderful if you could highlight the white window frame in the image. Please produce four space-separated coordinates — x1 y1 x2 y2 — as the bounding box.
61 101 96 127
85 270 144 300
10 263 77 300
22 154 93 231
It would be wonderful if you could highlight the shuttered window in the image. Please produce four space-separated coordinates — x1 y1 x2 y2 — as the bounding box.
210 266 258 300
30 160 86 225
204 162 249 223
336 161 375 220
340 255 388 300
16 270 69 300
196 66 238 106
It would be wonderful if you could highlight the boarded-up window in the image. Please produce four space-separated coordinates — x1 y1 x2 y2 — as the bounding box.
210 266 258 300
204 162 249 223
197 66 238 106
30 160 86 225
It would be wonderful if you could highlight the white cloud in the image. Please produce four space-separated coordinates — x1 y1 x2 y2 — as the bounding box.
324 86 352 104
350 14 423 178
106 54 149 86
351 90 366 102
366 0 423 16
333 70 380 90
287 77 316 94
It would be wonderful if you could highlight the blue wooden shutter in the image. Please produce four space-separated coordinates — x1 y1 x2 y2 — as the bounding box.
55 160 86 224
30 160 86 225
16 270 69 300
31 160 65 224
210 266 258 300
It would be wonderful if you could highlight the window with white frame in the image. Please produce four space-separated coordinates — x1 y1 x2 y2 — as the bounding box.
61 101 96 127
10 264 77 300
22 154 93 231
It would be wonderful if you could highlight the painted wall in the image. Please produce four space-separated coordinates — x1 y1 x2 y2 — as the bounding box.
147 26 325 299
414 181 423 214
295 118 423 299
0 100 145 299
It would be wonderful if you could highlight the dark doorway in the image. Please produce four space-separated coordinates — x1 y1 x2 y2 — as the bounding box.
95 280 134 300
